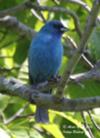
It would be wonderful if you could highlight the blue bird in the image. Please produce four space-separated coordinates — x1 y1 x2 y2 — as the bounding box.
28 20 66 123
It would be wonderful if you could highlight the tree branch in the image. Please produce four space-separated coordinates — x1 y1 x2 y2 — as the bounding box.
31 66 100 91
87 110 100 131
0 1 82 37
59 0 91 12
56 0 100 98
0 15 35 39
4 103 29 125
26 2 82 37
81 111 94 138
70 61 100 83
64 36 94 68
0 77 100 112
1 61 100 90
59 0 100 22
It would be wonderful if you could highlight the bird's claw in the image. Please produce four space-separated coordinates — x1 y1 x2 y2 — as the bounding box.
49 75 61 83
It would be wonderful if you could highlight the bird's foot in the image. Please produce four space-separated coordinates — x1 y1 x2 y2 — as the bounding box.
49 75 61 83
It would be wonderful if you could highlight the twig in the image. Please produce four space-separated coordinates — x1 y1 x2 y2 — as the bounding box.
0 0 99 23
4 103 29 125
59 0 100 22
65 36 94 68
0 0 99 37
1 61 100 88
35 0 46 22
81 111 94 138
30 0 46 22
14 113 34 119
62 0 100 22
0 1 82 37
0 77 100 112
33 66 100 89
26 2 82 37
1 61 100 89
59 0 91 13
70 61 100 83
30 9 43 22
52 0 59 5
55 0 100 98
87 110 100 131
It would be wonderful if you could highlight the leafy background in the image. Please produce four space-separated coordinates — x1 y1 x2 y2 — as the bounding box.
0 0 100 138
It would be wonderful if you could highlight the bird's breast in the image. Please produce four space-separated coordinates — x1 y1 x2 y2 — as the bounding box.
29 36 63 82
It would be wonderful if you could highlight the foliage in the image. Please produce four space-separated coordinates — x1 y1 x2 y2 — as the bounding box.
0 0 100 138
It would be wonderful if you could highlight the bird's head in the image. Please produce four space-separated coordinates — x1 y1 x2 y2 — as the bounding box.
40 20 68 36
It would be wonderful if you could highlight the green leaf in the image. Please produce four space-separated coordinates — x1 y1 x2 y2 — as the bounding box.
0 95 10 111
67 80 100 98
40 124 64 138
13 39 29 65
89 27 100 60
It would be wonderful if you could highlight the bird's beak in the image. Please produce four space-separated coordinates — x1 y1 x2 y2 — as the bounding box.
61 27 70 32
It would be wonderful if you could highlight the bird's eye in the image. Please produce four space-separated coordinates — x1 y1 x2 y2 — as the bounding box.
53 23 63 29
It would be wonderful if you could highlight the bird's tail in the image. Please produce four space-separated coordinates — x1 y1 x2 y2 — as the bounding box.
35 106 49 123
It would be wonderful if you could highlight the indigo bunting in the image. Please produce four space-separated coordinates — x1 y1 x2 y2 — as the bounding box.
28 20 66 123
